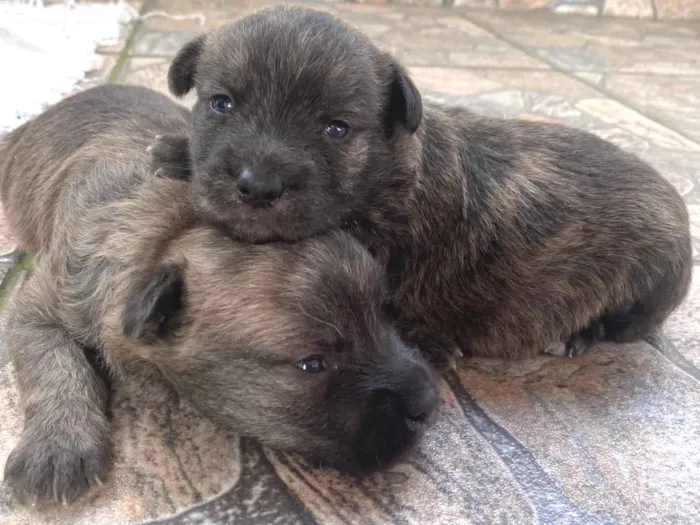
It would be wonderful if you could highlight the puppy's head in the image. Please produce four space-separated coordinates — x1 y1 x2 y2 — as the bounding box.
121 229 438 474
168 6 422 243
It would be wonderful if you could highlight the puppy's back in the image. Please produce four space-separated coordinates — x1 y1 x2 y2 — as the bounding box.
0 85 189 255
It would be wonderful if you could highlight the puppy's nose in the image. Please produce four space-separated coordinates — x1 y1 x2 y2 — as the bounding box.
400 376 439 425
386 367 439 428
235 169 283 205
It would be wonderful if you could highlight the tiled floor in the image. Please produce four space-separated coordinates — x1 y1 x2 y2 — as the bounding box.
1 2 699 524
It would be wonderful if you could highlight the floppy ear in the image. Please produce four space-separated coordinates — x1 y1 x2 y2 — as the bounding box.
122 262 186 344
386 62 422 135
168 34 206 97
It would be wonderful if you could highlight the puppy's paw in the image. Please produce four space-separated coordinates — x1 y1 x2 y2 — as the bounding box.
427 347 464 373
544 341 568 357
4 419 110 506
565 335 595 358
544 338 594 358
147 133 191 180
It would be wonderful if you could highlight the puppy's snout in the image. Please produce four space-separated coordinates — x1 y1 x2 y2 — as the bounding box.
235 168 283 206
397 368 439 427
402 376 439 424
375 365 440 431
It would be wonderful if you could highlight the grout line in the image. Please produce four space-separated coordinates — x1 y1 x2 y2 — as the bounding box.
459 11 700 148
0 252 32 313
645 332 700 384
95 50 700 80
106 0 157 84
0 2 157 309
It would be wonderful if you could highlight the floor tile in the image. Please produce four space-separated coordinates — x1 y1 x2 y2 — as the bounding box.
410 67 700 202
129 1 549 70
582 73 700 145
456 342 700 524
465 10 700 75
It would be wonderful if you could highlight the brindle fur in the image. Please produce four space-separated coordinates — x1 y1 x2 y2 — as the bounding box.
155 6 692 364
0 85 439 505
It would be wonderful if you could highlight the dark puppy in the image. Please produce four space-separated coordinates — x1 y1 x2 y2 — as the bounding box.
155 6 692 364
0 85 439 505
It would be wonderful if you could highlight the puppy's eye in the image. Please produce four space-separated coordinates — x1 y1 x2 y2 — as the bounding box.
211 95 234 114
324 120 350 139
295 355 327 373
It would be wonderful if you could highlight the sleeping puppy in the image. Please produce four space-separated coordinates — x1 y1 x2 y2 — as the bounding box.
152 6 692 365
0 85 439 505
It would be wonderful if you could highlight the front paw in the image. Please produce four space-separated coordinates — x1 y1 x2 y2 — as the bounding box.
3 419 110 505
147 133 191 180
426 347 464 373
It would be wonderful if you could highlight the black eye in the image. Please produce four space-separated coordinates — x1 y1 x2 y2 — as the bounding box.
295 355 327 373
324 120 350 139
211 95 234 114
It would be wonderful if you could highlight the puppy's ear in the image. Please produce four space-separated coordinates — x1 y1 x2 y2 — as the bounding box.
168 35 206 97
122 262 186 344
386 61 422 135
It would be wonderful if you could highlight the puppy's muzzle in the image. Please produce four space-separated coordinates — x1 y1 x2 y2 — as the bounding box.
374 365 440 430
235 168 283 207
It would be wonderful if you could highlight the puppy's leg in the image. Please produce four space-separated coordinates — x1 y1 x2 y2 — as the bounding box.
148 133 191 181
3 272 110 506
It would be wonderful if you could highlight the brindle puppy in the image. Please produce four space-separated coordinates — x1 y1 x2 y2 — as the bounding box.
0 85 439 505
153 5 692 364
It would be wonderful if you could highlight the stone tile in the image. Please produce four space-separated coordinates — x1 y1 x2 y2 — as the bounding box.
665 267 700 369
131 28 203 56
0 349 239 525
117 57 196 108
266 379 538 525
455 343 700 524
603 0 654 18
128 0 340 57
410 67 700 199
341 8 549 69
588 73 700 145
465 9 700 75
452 0 497 7
691 204 700 259
655 0 700 20
93 0 143 55
500 0 549 7
391 0 443 6
0 206 17 255
129 1 548 70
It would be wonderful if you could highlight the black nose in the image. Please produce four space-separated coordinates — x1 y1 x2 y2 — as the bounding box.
400 380 439 425
403 385 440 423
383 366 439 428
235 168 283 205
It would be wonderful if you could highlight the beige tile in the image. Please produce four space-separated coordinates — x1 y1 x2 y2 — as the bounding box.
0 206 17 255
466 9 700 75
456 343 700 524
129 1 548 71
603 0 654 18
590 73 700 146
0 359 239 525
666 266 700 369
412 67 700 199
267 379 537 525
655 0 700 20
117 57 196 108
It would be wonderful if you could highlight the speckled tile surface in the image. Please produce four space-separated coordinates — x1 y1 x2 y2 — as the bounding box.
1 2 699 524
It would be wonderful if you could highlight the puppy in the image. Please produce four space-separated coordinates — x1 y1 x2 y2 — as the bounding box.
0 85 439 505
153 6 693 364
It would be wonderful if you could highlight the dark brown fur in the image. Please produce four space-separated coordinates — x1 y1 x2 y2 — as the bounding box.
0 85 439 505
156 6 692 364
